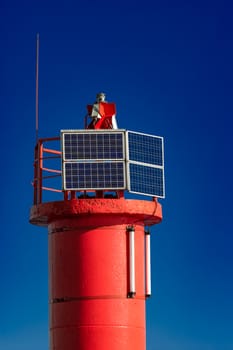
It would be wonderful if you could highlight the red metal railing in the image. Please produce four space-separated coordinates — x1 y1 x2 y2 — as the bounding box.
33 137 62 205
32 136 125 205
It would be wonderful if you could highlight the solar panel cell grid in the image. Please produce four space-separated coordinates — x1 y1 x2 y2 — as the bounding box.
127 132 163 166
129 163 164 198
61 130 165 197
63 132 124 160
64 162 125 190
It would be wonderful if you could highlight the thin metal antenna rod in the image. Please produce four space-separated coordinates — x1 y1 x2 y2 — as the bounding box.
35 33 39 143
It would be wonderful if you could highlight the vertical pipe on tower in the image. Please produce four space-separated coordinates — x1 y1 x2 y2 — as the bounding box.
127 226 136 297
145 230 151 297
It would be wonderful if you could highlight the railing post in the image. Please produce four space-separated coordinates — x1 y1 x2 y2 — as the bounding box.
33 144 38 205
37 140 43 204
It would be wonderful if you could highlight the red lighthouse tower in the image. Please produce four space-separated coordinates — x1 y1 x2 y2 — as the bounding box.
30 93 164 350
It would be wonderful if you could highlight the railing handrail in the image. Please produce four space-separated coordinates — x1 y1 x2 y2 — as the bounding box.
32 136 125 205
33 137 63 205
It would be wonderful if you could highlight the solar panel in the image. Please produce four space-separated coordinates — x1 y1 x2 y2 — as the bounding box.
128 163 164 198
62 131 124 161
127 131 163 166
63 161 125 190
61 129 165 197
61 130 126 191
126 131 165 198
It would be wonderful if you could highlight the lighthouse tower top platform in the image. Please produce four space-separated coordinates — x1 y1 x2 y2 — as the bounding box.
30 93 165 219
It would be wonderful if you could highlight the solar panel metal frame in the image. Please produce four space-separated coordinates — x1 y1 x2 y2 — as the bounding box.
126 131 165 198
61 129 126 191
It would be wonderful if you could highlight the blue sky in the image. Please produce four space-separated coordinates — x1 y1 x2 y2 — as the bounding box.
1 0 233 349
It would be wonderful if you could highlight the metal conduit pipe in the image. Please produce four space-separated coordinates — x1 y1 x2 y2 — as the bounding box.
127 225 136 298
145 230 151 297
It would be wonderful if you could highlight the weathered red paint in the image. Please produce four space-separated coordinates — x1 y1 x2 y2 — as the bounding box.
30 198 162 226
30 198 162 350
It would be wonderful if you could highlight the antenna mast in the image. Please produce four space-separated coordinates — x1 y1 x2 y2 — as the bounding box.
35 33 39 143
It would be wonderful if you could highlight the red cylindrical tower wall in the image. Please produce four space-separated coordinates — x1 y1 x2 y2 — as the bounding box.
30 198 162 350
